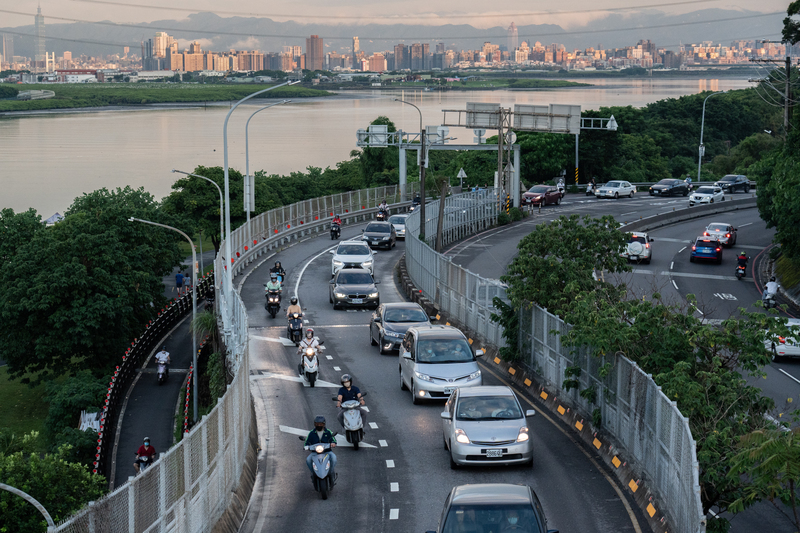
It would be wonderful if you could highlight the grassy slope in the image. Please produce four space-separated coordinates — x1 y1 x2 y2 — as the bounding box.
0 366 49 439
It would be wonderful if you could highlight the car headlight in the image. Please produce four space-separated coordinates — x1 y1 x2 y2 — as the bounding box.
468 370 481 381
368 292 379 298
362 260 373 268
455 428 470 444
516 427 530 442
335 292 347 298
414 371 433 382
333 260 343 267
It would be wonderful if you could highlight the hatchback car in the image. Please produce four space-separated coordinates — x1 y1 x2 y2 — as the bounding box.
330 241 374 276
522 185 562 206
766 318 800 360
329 268 380 309
426 484 559 533
441 386 535 468
703 222 737 247
689 186 724 206
595 180 635 199
370 302 432 354
362 221 396 250
400 325 484 404
621 232 653 264
690 236 723 263
649 178 689 197
715 174 750 193
387 214 408 239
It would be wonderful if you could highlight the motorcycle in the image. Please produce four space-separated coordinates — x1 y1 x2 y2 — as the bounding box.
330 223 341 240
764 291 778 310
288 313 304 345
735 265 746 280
585 183 595 196
298 436 336 499
265 288 281 319
684 179 693 192
409 199 420 212
298 342 324 387
557 180 565 196
157 362 168 385
204 286 215 312
335 392 368 450
137 455 152 474
376 209 388 222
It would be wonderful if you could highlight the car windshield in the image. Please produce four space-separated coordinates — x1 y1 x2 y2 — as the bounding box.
337 244 370 255
365 223 390 233
527 185 548 193
416 338 473 363
336 272 374 284
456 396 522 421
442 504 540 533
719 176 736 182
696 239 717 246
656 179 677 186
630 235 646 244
606 182 621 188
696 187 715 194
706 224 728 232
388 215 406 225
384 308 428 323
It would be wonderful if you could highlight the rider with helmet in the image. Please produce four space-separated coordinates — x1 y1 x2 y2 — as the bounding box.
298 327 323 372
270 261 286 281
133 437 157 474
155 346 171 379
332 213 342 226
336 374 367 428
737 251 748 273
285 296 302 318
304 416 337 479
765 276 779 299
265 272 282 293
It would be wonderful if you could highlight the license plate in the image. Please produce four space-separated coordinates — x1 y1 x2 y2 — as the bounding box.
351 298 363 304
630 255 638 260
443 387 456 395
486 449 503 458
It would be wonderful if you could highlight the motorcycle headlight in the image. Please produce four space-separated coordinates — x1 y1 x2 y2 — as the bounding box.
516 427 530 442
306 349 315 356
468 370 481 381
368 292 379 298
315 445 324 453
414 371 433 382
455 428 470 444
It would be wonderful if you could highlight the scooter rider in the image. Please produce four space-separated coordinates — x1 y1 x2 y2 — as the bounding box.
304 416 337 479
332 214 342 226
737 251 748 273
336 374 367 428
378 199 388 212
298 327 322 372
133 437 157 474
765 276 779 299
270 261 286 280
286 296 302 318
155 346 170 379
266 272 282 293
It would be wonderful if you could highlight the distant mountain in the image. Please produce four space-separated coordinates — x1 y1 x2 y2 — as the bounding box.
1 8 784 59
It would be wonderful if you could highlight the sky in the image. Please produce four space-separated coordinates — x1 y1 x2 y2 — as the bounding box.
3 0 792 30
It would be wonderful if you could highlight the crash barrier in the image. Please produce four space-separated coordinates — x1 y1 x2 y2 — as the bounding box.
93 274 214 479
56 185 418 532
620 195 757 233
404 192 706 533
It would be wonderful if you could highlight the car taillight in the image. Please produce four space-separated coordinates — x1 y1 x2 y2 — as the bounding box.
716 247 721 252
645 243 650 249
692 246 696 251
726 233 730 238
779 336 786 344
703 232 709 236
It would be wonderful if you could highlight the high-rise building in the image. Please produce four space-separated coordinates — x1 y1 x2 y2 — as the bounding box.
394 44 408 70
352 36 360 69
63 51 72 61
34 5 46 71
410 43 429 70
306 35 323 71
368 53 385 72
436 42 445 54
1 34 14 66
508 22 518 53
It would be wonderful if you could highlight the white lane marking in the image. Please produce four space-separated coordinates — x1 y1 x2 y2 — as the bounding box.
362 406 370 412
326 355 333 360
250 372 340 388
778 368 800 385
280 425 377 447
311 324 370 328
303 319 309 323
250 335 297 347
390 482 399 492
386 460 395 468
389 509 399 520
678 246 686 253
369 422 379 429
333 366 341 371
739 222 753 227
672 280 679 290
294 244 338 309
694 308 705 316
656 238 692 243
670 262 674 270
621 211 637 216
667 271 742 282
379 439 388 447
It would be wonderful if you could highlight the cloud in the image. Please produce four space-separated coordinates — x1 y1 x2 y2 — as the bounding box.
230 36 262 50
176 38 215 49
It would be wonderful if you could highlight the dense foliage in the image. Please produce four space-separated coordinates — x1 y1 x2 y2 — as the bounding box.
0 86 19 99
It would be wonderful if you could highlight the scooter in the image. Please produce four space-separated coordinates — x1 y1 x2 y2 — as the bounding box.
288 313 304 345
157 362 168 385
735 265 746 280
298 436 336 499
376 209 388 222
298 342 323 387
585 183 595 196
409 200 420 212
330 223 341 240
265 289 281 319
136 455 152 474
557 180 565 196
335 392 368 450
204 286 215 312
764 291 778 309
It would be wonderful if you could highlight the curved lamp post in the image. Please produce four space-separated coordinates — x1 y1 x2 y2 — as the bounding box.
172 168 224 277
0 483 55 531
394 98 426 241
697 90 726 182
129 217 198 422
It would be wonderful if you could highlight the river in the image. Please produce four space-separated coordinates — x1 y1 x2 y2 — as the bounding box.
0 77 752 217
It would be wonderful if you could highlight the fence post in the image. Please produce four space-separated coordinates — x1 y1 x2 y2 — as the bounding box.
158 459 167 533
127 478 135 533
183 438 192 533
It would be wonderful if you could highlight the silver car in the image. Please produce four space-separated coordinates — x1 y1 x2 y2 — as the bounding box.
329 240 374 276
441 386 535 468
388 214 408 239
399 326 484 404
595 180 635 199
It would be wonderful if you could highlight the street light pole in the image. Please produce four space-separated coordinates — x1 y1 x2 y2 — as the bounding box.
698 91 725 182
395 98 426 241
172 169 224 271
244 100 291 247
129 217 199 422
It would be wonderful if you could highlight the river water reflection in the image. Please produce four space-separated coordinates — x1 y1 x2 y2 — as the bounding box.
0 77 751 216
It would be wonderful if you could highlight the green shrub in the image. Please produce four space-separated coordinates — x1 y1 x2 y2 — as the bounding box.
44 371 107 446
498 212 511 225
0 86 19 98
509 207 523 222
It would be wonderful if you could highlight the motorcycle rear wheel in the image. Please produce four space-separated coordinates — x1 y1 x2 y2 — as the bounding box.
309 373 316 387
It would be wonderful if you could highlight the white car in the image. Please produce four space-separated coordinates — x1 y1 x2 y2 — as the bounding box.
595 180 635 199
330 241 374 276
767 318 800 360
689 186 724 206
621 232 653 264
388 214 408 239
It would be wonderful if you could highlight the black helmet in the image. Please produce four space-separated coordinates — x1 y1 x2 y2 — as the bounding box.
290 296 298 305
313 415 326 430
341 373 352 385
771 276 776 282
275 261 281 268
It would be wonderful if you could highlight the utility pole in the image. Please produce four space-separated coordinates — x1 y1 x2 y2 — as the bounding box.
419 128 427 242
435 180 448 253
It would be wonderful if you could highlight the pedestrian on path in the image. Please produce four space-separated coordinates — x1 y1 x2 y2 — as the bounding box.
176 272 185 294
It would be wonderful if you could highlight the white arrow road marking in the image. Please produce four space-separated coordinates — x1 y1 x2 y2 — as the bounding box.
250 335 296 347
249 372 340 388
278 425 377 448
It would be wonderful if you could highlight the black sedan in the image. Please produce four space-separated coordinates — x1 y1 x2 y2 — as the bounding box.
329 268 380 310
369 302 432 354
714 174 751 193
361 222 397 250
649 179 689 196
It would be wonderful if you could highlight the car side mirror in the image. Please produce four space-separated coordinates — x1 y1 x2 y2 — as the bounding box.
361 229 364 232
429 316 437 322
374 317 381 323
329 279 335 284
526 410 536 417
440 411 452 420
649 238 654 242
402 351 413 360
374 280 381 285
475 349 485 357
329 250 335 254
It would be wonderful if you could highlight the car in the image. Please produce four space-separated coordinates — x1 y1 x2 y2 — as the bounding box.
621 231 653 264
703 222 737 247
715 174 750 193
441 386 536 468
362 221 396 250
689 186 724 206
399 325 484 404
330 241 374 276
649 178 689 197
387 214 408 239
690 235 723 263
522 185 562 206
370 302 432 354
329 268 380 310
595 180 635 199
426 484 559 533
766 318 800 360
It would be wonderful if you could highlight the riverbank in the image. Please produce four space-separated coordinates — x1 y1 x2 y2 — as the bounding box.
0 83 334 113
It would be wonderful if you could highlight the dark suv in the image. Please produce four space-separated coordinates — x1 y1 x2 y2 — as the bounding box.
714 174 750 193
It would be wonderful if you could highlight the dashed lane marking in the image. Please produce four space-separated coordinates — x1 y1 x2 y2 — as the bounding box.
379 439 388 447
390 482 399 492
386 460 394 468
250 335 297 347
333 366 341 371
326 355 333 360
389 509 399 520
672 280 679 290
369 422 379 429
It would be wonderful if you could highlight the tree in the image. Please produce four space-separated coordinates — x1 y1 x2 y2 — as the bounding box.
0 444 106 533
0 187 185 383
783 1 800 45
0 208 44 264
